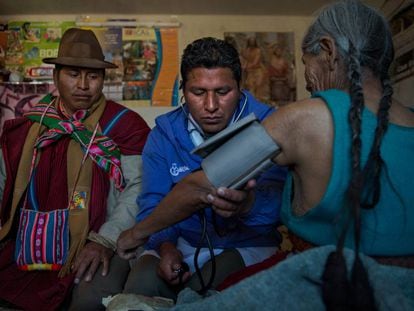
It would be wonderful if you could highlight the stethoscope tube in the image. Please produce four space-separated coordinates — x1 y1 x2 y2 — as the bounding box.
179 90 248 294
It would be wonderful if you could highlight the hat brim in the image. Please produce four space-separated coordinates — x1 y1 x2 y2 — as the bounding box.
43 56 117 69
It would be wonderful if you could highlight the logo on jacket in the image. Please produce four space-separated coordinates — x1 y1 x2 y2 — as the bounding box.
170 163 190 177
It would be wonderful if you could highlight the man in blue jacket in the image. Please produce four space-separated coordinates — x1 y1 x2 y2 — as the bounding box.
121 37 286 300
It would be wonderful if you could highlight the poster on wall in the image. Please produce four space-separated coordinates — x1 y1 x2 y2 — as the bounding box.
1 22 179 130
224 32 296 107
5 21 179 108
7 21 76 80
84 26 179 106
91 27 124 83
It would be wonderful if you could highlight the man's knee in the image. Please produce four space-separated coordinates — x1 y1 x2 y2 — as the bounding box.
187 249 245 291
69 255 130 311
70 281 106 311
123 255 160 294
124 255 176 300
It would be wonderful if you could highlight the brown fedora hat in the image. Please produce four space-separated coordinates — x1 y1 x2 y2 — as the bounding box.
43 28 117 69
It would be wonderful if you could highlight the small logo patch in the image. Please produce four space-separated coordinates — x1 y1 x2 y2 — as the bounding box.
169 163 190 177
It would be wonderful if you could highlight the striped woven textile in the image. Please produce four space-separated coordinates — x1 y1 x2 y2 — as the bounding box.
15 208 69 271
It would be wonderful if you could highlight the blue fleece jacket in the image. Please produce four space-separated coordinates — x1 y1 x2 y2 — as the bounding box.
137 91 287 250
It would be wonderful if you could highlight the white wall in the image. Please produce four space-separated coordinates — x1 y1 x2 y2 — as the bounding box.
133 106 175 128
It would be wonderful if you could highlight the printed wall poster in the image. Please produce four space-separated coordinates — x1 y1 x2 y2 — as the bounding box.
224 32 296 107
1 20 179 128
90 26 179 107
89 27 124 83
7 21 75 80
150 28 179 107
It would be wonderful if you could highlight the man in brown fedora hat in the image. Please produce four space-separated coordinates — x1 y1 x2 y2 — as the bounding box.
0 28 150 311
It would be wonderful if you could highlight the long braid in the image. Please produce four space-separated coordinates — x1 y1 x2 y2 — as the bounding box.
347 40 377 311
347 79 392 309
347 41 364 250
304 1 395 310
321 40 368 311
361 78 393 209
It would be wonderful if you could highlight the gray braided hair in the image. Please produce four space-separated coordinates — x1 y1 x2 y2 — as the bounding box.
302 0 393 78
302 1 395 310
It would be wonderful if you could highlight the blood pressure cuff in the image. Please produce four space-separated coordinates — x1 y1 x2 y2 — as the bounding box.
192 113 280 189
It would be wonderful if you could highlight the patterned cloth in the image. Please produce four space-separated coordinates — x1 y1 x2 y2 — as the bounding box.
0 95 150 311
24 94 125 190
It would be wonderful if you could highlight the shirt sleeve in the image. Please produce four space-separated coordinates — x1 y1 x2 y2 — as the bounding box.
92 154 143 250
136 129 180 251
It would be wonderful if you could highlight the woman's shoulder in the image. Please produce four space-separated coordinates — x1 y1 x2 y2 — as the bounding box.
262 97 333 166
266 97 330 133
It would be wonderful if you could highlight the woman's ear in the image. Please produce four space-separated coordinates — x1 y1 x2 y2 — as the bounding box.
319 36 338 71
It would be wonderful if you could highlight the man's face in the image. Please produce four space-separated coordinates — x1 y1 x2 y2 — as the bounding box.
54 66 104 115
184 67 240 135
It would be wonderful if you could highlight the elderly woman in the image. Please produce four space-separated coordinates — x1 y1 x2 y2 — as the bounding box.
117 0 414 309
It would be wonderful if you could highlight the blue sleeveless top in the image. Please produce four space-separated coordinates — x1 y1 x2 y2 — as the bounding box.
281 89 414 256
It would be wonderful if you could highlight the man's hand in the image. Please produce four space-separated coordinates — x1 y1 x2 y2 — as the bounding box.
170 170 215 208
116 170 214 261
117 170 250 263
72 241 114 284
207 179 256 218
157 242 191 285
117 225 148 260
